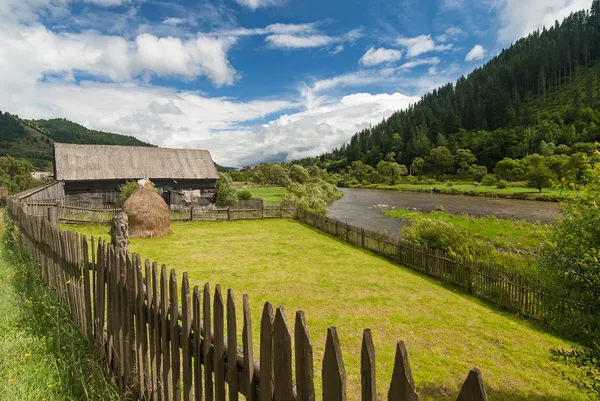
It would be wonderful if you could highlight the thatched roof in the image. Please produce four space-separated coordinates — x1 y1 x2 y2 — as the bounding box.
54 143 219 181
122 180 170 238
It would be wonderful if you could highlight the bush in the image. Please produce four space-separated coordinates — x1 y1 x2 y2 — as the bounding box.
481 174 498 186
285 178 342 215
496 180 508 189
237 189 253 200
216 173 238 207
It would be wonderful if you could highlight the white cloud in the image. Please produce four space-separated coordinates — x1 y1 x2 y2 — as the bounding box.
266 34 334 49
0 22 238 86
398 57 440 70
359 47 403 67
330 45 344 55
465 44 486 61
234 0 284 10
265 28 362 50
84 0 127 6
396 34 453 58
217 23 361 51
496 0 592 43
436 27 463 43
162 17 188 26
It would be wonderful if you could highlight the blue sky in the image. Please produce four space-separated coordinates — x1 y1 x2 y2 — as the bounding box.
0 0 592 166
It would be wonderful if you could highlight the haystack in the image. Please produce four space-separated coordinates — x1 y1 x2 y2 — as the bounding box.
122 180 170 238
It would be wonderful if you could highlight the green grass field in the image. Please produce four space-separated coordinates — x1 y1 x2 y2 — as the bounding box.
0 223 122 400
363 183 570 201
244 186 286 202
67 219 586 401
383 208 550 252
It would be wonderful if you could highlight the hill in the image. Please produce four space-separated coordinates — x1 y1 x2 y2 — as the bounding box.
297 1 600 174
0 113 153 168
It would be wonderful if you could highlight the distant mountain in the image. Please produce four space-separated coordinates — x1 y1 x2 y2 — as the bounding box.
0 113 153 168
297 1 600 172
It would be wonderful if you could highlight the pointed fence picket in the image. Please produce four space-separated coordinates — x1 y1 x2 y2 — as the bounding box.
8 198 491 401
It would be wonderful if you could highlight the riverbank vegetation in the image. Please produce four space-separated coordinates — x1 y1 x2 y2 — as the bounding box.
225 163 342 214
383 208 550 252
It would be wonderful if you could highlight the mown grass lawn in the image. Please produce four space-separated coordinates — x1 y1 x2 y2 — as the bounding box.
68 219 586 401
245 186 286 202
383 208 550 252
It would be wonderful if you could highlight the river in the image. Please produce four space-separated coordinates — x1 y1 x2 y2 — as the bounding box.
327 188 561 237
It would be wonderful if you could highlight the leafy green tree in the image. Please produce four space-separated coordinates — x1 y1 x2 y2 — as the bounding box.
526 154 555 192
455 149 477 178
494 158 525 181
216 173 238 207
288 164 310 183
470 165 488 182
411 157 425 176
540 166 600 395
0 155 35 192
565 152 593 183
377 160 407 185
425 147 454 179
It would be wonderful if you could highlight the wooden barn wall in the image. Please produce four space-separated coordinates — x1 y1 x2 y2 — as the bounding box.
21 181 65 202
64 179 217 206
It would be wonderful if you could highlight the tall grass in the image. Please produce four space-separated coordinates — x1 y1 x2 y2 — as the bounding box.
0 214 125 400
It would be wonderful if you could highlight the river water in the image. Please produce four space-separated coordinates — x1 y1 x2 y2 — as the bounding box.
327 188 561 237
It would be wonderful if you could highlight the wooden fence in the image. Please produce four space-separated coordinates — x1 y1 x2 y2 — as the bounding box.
170 204 298 222
8 199 490 401
24 201 121 224
23 202 297 225
296 208 556 322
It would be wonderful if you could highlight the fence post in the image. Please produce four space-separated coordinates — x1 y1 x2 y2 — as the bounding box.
228 206 231 220
48 206 58 227
111 212 129 256
190 206 194 222
361 228 365 248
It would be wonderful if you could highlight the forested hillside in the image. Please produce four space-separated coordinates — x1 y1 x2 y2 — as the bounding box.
0 113 152 168
298 1 600 181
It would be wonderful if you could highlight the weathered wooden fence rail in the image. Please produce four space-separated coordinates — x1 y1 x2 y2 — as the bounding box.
9 198 489 400
24 201 298 224
296 208 556 322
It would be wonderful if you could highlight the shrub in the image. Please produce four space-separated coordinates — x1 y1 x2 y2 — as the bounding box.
496 180 508 189
216 173 238 207
404 175 418 184
481 174 498 186
237 189 253 200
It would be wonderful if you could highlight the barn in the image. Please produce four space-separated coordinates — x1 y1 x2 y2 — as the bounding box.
53 143 219 206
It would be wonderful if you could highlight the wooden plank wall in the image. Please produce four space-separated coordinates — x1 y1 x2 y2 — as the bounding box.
9 198 491 401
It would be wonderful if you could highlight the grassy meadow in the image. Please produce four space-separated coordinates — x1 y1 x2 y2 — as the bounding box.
362 183 569 201
244 186 286 202
383 208 550 252
67 219 586 401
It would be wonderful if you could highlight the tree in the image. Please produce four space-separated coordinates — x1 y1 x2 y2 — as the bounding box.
425 147 454 179
494 158 525 181
526 154 555 192
0 155 35 192
377 160 407 185
216 173 238 207
540 168 600 395
288 164 310 183
455 149 477 178
411 157 425 176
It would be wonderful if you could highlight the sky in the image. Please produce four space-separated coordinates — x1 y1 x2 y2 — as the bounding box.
0 0 593 167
